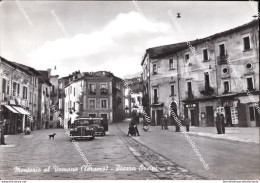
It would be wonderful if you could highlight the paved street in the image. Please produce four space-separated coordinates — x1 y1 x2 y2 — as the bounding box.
0 126 158 180
116 122 260 180
0 122 259 180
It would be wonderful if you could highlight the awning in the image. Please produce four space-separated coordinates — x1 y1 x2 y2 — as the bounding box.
12 106 30 115
4 105 19 114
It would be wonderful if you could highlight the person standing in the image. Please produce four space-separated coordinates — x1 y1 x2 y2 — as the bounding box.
184 116 191 132
161 115 165 130
220 113 225 134
164 115 168 130
215 113 222 134
0 119 6 145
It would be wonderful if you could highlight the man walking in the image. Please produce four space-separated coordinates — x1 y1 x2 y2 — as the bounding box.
215 112 222 134
164 115 168 130
220 113 225 134
184 116 191 132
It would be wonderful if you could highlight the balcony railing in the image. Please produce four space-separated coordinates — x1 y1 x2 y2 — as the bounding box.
199 85 214 95
187 91 194 99
100 88 108 95
89 90 96 95
217 54 228 65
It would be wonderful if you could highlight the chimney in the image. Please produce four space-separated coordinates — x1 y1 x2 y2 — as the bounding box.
47 68 51 78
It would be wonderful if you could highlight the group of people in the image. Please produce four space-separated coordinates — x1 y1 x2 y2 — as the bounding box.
215 112 225 134
161 114 191 132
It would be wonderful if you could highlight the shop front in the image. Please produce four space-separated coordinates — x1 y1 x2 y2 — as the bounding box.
184 103 199 126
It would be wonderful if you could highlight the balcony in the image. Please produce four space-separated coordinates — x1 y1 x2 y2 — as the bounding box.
217 55 228 65
50 91 57 97
187 91 194 100
199 85 214 95
100 88 108 95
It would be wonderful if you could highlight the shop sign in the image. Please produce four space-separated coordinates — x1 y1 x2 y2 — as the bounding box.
186 104 196 108
230 107 238 124
9 100 15 105
223 101 233 107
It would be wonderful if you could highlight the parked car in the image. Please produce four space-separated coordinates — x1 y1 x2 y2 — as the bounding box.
91 118 106 136
69 118 96 140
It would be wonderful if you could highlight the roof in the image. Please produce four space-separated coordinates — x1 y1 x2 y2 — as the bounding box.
141 19 259 65
0 56 41 76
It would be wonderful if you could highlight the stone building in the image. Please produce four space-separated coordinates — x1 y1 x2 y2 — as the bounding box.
38 70 52 129
124 76 144 117
141 20 259 127
0 57 40 133
64 71 125 127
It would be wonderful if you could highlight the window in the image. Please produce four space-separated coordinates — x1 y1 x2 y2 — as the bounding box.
73 102 75 109
89 99 96 109
2 79 6 94
170 85 174 96
246 63 253 69
89 84 96 94
243 36 251 51
246 77 254 90
222 67 228 74
169 59 174 69
17 83 20 97
203 49 209 61
46 88 48 95
34 94 36 104
30 91 32 102
204 72 209 89
152 64 157 74
13 82 17 96
223 81 229 93
249 106 255 121
187 82 192 93
23 86 28 99
101 83 107 89
52 85 55 92
6 80 10 94
101 99 107 109
153 88 158 103
185 54 190 62
219 44 225 56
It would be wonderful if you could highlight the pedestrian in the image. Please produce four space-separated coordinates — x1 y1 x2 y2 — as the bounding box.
161 115 165 130
128 112 140 136
220 113 225 134
0 119 6 145
164 115 168 130
184 116 191 132
215 112 222 134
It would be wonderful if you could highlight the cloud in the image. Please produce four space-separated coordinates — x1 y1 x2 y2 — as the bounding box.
28 11 173 77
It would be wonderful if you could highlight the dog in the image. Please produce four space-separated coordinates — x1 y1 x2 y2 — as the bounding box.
49 133 56 139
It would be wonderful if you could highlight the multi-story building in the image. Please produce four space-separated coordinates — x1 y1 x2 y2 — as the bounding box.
58 75 70 127
124 76 144 117
141 19 259 127
0 57 40 133
64 71 125 127
49 75 59 128
38 70 52 129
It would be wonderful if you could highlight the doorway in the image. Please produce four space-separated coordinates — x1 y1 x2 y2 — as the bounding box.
156 110 163 126
152 110 155 125
206 106 214 126
190 109 195 126
224 107 232 126
101 114 108 131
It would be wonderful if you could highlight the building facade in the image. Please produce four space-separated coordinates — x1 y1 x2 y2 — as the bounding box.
0 57 40 134
64 71 125 127
141 20 259 127
38 70 52 129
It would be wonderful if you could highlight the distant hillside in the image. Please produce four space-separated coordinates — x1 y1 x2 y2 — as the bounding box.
123 71 142 79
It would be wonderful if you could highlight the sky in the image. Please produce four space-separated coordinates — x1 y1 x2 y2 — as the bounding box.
0 1 258 78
